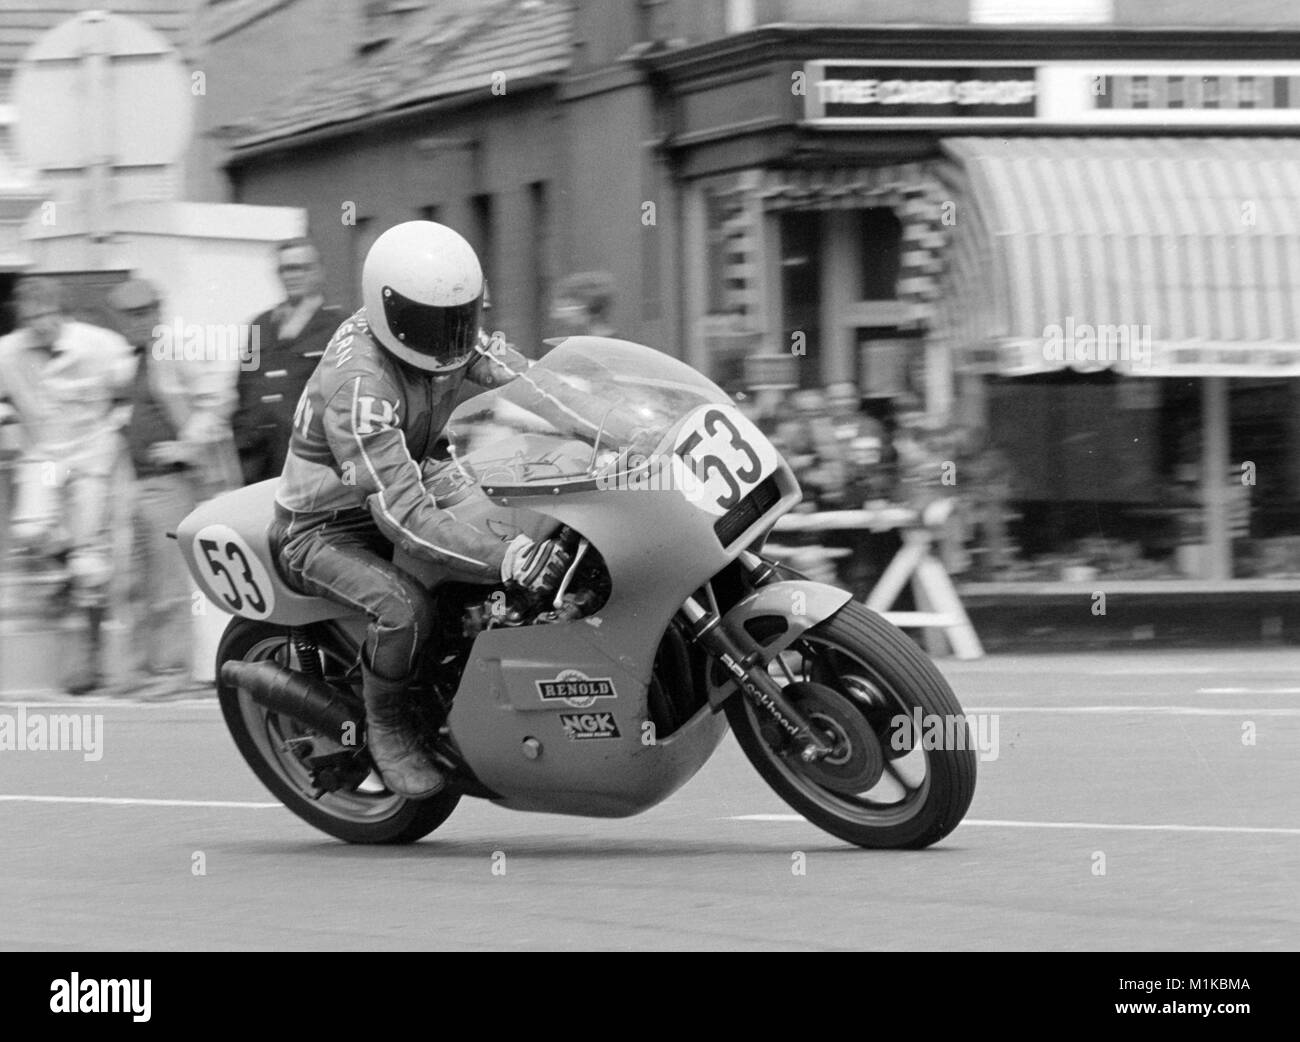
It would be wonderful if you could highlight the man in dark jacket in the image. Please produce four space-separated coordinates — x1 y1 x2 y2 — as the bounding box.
233 238 341 484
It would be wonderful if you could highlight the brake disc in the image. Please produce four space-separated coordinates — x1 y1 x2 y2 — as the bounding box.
777 681 885 794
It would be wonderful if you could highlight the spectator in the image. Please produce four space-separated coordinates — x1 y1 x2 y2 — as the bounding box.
768 383 902 594
824 381 892 505
893 406 949 511
232 238 341 484
109 277 241 690
0 277 136 693
551 271 618 338
772 389 846 508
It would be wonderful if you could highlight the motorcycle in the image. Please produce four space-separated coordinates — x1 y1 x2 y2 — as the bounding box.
177 336 976 848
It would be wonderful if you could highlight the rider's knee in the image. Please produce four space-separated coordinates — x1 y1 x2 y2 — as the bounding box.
377 579 434 640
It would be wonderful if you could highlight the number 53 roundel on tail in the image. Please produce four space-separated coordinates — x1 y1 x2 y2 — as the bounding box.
192 524 276 619
670 403 781 517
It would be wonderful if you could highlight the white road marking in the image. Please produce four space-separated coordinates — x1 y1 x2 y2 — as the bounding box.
0 696 218 708
735 814 812 822
966 705 1300 716
944 664 1296 676
1197 687 1300 695
731 814 1300 836
4 797 1296 838
0 794 280 809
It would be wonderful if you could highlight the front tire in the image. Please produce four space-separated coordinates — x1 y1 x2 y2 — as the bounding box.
217 618 460 844
723 601 976 849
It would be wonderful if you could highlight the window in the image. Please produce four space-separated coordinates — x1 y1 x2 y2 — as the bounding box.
858 208 902 301
780 211 822 388
704 178 752 317
352 216 381 312
528 181 551 343
471 194 495 290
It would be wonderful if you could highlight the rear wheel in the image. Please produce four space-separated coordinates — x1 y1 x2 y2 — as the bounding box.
217 618 460 844
723 601 976 849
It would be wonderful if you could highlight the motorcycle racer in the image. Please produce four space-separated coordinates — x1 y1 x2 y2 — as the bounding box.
272 221 598 799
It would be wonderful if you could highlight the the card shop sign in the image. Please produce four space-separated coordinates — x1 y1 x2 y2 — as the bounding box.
804 60 1037 124
803 60 1300 127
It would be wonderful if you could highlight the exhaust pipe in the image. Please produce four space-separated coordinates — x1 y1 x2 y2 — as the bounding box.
221 660 362 743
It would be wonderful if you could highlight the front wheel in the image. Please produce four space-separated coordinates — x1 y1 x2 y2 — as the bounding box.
723 601 976 849
217 618 460 844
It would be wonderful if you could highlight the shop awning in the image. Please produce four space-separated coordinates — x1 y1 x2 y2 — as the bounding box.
759 163 936 210
937 137 1300 377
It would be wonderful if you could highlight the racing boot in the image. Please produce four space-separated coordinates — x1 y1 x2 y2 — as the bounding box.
362 670 446 799
64 606 104 696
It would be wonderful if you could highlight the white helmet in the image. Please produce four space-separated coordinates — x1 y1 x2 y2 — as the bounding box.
362 221 484 372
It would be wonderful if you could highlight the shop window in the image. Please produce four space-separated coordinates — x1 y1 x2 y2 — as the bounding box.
974 371 1169 579
780 210 822 388
858 207 902 300
963 369 1300 582
0 274 19 335
1230 378 1300 575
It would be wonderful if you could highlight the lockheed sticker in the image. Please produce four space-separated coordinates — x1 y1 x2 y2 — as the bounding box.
536 669 618 708
560 712 621 740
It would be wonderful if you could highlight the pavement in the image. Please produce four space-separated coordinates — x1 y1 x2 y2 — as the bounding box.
0 647 1296 951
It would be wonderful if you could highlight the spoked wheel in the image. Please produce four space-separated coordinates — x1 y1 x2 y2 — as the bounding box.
217 618 460 844
722 601 976 849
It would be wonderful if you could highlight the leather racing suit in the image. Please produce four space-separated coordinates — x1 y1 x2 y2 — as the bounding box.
270 308 642 686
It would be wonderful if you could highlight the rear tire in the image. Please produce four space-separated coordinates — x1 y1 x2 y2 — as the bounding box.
724 601 976 849
217 618 460 844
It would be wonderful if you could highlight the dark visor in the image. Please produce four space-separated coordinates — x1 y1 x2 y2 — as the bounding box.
382 285 482 365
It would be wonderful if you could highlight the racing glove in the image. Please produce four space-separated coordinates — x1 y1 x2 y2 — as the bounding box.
501 534 572 592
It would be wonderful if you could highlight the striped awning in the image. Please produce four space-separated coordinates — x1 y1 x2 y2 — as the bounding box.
936 137 1300 377
759 163 934 210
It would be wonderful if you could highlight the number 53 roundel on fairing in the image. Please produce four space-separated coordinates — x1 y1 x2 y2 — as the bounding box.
671 403 781 517
192 523 276 619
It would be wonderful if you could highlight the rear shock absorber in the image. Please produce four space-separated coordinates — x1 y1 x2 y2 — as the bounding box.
290 628 323 679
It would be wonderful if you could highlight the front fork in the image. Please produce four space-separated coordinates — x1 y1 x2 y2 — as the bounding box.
678 550 836 763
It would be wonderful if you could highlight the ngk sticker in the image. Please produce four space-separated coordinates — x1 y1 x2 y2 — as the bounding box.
560 712 621 740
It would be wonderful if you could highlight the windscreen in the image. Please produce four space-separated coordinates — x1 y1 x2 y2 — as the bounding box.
447 336 729 487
